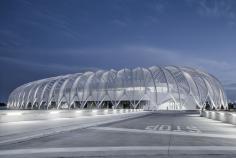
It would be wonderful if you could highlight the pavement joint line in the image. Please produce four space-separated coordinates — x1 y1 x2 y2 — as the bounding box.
1 146 236 155
0 112 150 145
89 126 236 139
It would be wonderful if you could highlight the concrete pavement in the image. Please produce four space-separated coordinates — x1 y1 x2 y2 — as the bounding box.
0 110 148 145
1 111 236 157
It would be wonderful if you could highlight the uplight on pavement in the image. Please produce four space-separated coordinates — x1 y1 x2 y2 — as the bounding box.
50 111 60 114
104 109 109 113
92 109 98 113
7 112 22 116
76 110 82 113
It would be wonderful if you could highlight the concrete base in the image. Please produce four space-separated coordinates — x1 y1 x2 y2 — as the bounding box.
202 111 236 125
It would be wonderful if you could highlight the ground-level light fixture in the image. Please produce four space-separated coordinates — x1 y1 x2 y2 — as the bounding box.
49 111 60 114
6 112 22 116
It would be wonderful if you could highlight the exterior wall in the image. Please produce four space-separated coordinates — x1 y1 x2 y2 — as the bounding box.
7 66 228 110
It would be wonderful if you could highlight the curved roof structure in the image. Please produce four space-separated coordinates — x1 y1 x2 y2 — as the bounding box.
7 66 227 110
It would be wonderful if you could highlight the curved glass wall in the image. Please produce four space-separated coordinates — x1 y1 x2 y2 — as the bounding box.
7 66 228 110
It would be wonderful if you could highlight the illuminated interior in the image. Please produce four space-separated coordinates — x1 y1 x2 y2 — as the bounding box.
7 66 227 110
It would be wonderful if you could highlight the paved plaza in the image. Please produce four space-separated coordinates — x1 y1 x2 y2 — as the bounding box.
1 111 236 157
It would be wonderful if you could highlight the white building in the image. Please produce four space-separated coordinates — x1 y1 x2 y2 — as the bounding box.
7 66 227 110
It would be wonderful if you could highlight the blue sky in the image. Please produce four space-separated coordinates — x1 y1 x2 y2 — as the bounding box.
1 0 236 102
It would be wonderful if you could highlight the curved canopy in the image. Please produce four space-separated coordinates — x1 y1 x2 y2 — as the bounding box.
7 66 227 110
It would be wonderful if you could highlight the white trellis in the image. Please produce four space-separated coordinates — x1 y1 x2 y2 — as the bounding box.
7 66 228 110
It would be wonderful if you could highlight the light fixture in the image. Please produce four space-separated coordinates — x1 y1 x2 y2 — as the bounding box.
50 111 60 114
76 110 81 113
7 112 22 116
92 109 98 113
104 109 108 113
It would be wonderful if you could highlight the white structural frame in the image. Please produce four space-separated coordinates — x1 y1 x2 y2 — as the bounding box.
7 66 228 110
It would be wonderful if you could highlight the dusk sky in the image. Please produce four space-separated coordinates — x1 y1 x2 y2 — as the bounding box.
1 0 236 102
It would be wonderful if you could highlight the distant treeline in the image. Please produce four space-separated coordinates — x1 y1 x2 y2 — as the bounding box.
0 102 6 107
0 102 7 110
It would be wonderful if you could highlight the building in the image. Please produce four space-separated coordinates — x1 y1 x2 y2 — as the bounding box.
7 66 227 110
